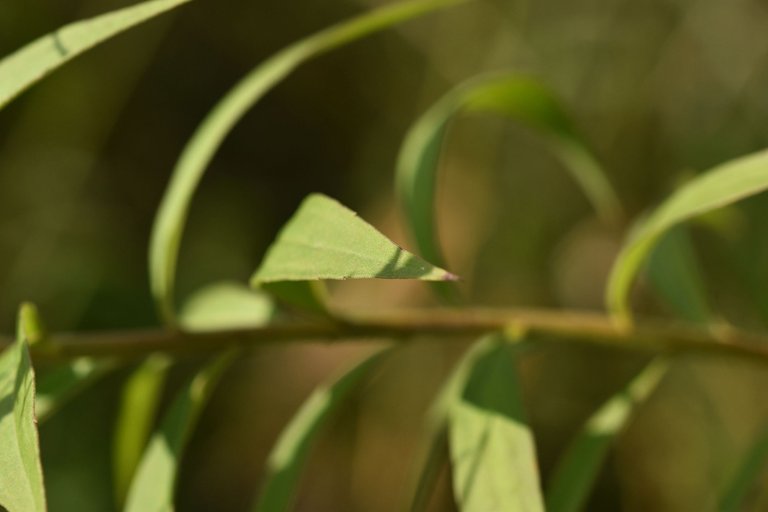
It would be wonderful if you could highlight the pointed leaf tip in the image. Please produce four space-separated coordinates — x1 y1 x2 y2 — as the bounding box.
251 193 456 285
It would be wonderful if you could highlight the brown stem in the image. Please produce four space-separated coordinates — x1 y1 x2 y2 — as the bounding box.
2 308 768 364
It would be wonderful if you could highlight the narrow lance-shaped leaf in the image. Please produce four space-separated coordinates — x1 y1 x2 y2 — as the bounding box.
0 304 46 512
720 422 768 511
124 352 235 512
0 0 190 111
148 0 470 325
251 194 456 285
396 73 621 274
606 148 768 324
113 354 172 506
447 334 545 512
253 348 391 512
544 358 669 512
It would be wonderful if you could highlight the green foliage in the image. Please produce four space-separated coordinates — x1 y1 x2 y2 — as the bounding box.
253 349 390 512
0 0 190 110
251 194 456 285
3 0 768 510
0 305 46 512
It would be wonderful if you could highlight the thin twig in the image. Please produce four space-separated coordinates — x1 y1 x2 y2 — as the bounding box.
1 308 767 364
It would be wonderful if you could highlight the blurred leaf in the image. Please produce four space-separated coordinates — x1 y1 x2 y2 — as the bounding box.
0 305 46 512
720 422 768 511
395 73 621 278
113 354 172 506
260 281 330 316
36 358 117 423
251 194 456 285
149 0 470 326
606 149 768 323
179 281 275 332
446 334 544 512
646 227 711 323
545 358 668 512
0 0 190 110
253 348 391 512
124 352 235 512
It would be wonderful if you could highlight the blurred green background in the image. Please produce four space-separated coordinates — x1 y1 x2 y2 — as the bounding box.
4 0 768 510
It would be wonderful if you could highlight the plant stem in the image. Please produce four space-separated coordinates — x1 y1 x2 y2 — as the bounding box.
2 308 768 364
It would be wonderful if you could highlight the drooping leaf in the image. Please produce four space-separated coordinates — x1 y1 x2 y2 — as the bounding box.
36 358 117 423
124 352 235 512
113 354 172 506
446 334 544 512
395 73 621 275
179 281 275 332
253 348 391 512
545 358 668 512
148 0 470 326
0 0 190 111
0 304 46 512
606 148 768 323
251 194 456 285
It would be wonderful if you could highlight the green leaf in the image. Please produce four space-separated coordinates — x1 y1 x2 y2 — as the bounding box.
36 358 116 423
148 0 470 326
113 354 172 506
396 73 621 274
0 0 190 111
606 148 768 323
260 281 330 317
124 352 235 512
646 227 711 324
179 281 275 332
544 358 668 512
253 348 390 512
446 334 544 512
251 194 456 285
720 422 768 511
0 305 46 512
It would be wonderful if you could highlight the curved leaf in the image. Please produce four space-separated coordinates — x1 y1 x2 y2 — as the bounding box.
395 73 621 273
606 148 768 323
149 0 470 325
124 352 235 512
720 422 768 511
253 348 390 512
0 0 190 111
0 304 46 512
113 355 172 506
545 358 668 512
446 334 544 512
36 358 116 423
251 194 456 285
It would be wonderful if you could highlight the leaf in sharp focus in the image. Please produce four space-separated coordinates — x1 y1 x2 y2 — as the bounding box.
148 0 470 327
113 354 172 507
179 281 275 332
606 148 768 324
251 194 456 285
36 358 117 423
0 305 46 512
395 73 621 275
447 334 544 512
646 226 711 324
544 358 668 512
253 348 391 512
0 0 190 111
124 352 234 512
